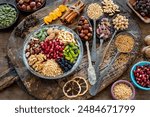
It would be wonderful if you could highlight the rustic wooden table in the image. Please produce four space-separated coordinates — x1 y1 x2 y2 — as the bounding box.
0 0 149 100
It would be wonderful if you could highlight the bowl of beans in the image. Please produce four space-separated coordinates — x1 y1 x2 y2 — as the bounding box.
16 0 46 13
111 80 135 100
0 3 19 30
130 61 150 90
23 24 83 79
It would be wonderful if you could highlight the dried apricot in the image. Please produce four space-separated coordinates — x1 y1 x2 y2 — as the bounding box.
53 8 62 17
59 5 67 12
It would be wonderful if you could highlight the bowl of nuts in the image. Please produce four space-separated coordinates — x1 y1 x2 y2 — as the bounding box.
130 61 150 90
111 80 136 100
16 0 46 13
23 24 83 79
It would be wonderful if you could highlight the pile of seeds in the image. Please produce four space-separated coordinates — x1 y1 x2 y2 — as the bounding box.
115 34 134 53
87 3 103 20
113 83 133 100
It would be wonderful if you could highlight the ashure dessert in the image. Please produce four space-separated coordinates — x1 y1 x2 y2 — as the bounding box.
24 26 81 77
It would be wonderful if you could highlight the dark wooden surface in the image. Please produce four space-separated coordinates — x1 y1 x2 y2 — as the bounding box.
0 0 150 100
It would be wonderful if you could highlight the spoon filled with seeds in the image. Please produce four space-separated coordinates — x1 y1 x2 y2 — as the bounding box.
87 3 103 63
89 32 135 96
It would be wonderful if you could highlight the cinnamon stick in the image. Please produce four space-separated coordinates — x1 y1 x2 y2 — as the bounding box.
61 0 81 21
66 4 85 23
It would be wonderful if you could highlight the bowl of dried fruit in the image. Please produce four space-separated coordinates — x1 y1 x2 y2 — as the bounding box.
130 61 150 90
127 0 150 23
111 80 136 100
23 24 83 79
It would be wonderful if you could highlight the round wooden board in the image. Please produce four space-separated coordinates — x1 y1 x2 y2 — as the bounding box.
7 0 141 100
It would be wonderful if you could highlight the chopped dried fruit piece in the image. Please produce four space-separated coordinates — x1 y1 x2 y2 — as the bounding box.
59 5 67 12
53 8 62 17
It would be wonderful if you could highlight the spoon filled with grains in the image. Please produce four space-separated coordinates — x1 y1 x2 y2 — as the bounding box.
87 3 103 63
89 32 135 96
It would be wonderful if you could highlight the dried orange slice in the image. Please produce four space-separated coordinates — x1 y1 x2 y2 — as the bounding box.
49 12 58 20
63 80 81 98
73 77 88 96
44 16 51 24
53 8 62 17
58 5 67 12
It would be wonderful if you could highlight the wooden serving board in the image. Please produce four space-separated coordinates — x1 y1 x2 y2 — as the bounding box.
6 0 141 100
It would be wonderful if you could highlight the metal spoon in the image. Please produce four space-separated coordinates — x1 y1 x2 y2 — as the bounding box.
95 37 104 79
89 50 120 96
86 41 97 85
77 16 96 85
91 19 97 63
89 32 134 96
99 30 117 67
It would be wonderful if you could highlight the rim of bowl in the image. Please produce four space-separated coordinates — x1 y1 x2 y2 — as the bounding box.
22 24 83 80
111 80 136 100
0 3 19 30
15 0 46 13
130 61 150 90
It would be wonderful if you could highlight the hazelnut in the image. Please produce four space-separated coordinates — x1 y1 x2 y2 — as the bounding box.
24 0 30 3
18 0 24 4
79 33 85 39
78 21 83 25
27 5 31 11
83 25 89 30
84 20 88 24
84 36 89 40
87 33 92 37
77 26 82 31
83 30 89 34
37 2 42 8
